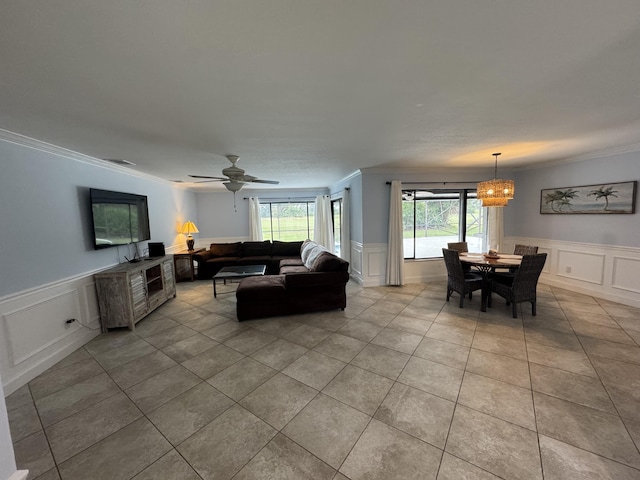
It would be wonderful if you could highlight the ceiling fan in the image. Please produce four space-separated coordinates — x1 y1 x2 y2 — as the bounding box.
189 155 279 192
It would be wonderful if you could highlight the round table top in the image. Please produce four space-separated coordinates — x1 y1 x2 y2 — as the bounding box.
459 253 522 267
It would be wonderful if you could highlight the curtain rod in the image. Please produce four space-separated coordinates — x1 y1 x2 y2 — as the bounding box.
242 197 316 202
386 181 481 185
244 188 349 201
330 187 350 196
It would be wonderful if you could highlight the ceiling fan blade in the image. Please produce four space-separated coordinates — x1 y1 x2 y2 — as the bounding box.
189 175 228 180
193 179 224 183
250 179 280 184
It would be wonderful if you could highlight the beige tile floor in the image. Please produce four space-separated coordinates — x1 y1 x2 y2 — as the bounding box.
6 280 640 480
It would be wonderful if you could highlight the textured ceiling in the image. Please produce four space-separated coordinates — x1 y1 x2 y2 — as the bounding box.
1 1 640 190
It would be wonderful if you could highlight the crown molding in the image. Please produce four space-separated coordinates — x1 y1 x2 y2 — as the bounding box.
336 169 362 184
0 128 177 186
361 165 491 175
515 142 640 172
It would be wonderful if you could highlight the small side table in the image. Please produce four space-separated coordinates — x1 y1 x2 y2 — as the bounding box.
174 248 205 282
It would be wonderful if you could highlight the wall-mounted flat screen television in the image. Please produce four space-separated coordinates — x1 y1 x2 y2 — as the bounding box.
90 188 151 249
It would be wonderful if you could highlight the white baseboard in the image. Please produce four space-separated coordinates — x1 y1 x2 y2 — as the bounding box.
6 470 29 480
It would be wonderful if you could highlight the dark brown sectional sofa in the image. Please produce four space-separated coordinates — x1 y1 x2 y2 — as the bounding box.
194 240 303 279
231 240 350 321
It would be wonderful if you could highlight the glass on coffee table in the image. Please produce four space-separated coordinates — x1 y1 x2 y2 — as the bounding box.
212 265 267 297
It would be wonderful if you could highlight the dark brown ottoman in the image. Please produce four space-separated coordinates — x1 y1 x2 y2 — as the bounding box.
236 275 287 321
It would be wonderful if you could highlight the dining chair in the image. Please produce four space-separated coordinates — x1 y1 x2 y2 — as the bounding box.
494 244 540 276
442 248 483 308
447 242 468 253
447 242 471 272
513 244 539 255
488 253 547 318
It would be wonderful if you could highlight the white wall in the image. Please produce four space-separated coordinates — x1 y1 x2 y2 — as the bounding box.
329 171 362 243
195 191 250 242
505 151 640 247
0 136 198 298
0 134 198 395
194 188 330 245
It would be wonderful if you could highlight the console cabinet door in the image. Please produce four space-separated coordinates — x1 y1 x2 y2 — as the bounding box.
95 275 134 330
162 260 176 297
129 271 148 321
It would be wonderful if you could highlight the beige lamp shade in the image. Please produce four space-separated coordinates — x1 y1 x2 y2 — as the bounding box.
180 221 199 235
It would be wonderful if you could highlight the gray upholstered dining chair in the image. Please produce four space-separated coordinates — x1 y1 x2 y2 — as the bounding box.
442 248 483 308
488 253 547 318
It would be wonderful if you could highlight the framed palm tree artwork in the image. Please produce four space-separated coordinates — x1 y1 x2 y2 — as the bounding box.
540 181 637 214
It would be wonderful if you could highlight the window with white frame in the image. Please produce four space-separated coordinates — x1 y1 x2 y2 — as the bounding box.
331 198 342 257
259 201 315 241
402 189 487 259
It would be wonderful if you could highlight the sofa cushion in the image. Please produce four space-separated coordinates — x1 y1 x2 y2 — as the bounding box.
236 275 286 301
310 251 348 272
210 242 242 257
242 241 272 256
280 265 310 274
272 240 303 256
280 258 304 268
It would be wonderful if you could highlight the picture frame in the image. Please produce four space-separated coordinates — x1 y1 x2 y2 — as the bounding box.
540 181 636 214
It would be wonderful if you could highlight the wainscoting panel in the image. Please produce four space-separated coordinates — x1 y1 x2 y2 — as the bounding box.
82 282 102 329
4 290 82 366
612 256 640 294
507 237 640 308
556 250 605 285
357 238 640 308
351 241 363 282
538 247 553 274
368 252 384 278
0 273 101 395
356 244 387 287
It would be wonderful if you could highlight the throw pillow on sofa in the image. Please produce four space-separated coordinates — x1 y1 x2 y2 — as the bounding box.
210 242 242 257
300 240 317 265
242 241 272 256
272 240 303 256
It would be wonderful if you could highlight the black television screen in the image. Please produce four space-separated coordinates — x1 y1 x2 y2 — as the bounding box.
90 188 151 249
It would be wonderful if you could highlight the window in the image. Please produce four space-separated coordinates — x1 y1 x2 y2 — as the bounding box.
331 198 342 257
402 189 487 259
260 201 315 241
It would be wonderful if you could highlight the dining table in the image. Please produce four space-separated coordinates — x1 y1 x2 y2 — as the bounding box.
459 253 523 311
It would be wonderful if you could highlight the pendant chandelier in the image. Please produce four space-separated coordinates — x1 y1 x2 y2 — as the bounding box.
477 152 515 207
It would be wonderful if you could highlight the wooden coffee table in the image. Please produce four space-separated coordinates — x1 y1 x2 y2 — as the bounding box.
213 265 267 297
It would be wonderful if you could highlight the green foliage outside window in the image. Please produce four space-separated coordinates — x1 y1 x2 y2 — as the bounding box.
260 202 315 241
402 190 485 258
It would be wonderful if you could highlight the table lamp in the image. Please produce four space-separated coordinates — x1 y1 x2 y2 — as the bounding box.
180 221 199 251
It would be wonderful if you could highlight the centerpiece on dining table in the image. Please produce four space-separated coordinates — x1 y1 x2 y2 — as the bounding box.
484 246 500 259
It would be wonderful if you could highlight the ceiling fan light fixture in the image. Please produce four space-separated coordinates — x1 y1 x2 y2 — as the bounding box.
223 181 244 192
477 153 515 207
